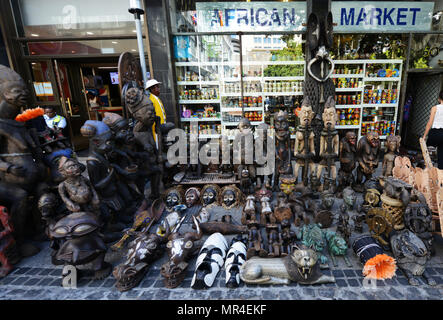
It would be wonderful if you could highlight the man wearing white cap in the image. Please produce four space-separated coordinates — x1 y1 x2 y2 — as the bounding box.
145 79 166 125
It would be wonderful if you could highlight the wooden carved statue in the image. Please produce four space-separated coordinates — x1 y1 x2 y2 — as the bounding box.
234 118 256 194
337 131 357 196
273 110 292 190
80 120 129 227
58 156 100 214
294 98 316 186
303 1 335 159
316 97 339 192
354 131 381 192
382 135 401 177
0 65 48 257
102 112 145 200
125 87 163 202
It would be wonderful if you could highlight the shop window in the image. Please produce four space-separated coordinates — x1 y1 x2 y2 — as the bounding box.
17 0 142 38
30 61 55 102
26 39 144 56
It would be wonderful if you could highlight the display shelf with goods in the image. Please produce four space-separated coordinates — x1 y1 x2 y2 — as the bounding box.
332 59 403 141
174 36 403 142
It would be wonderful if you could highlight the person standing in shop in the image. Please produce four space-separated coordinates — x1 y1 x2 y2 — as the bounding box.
145 79 167 149
43 106 67 130
423 91 443 169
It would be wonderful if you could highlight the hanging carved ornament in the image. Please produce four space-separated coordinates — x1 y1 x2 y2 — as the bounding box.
366 207 394 246
200 184 221 208
118 52 144 118
219 185 243 210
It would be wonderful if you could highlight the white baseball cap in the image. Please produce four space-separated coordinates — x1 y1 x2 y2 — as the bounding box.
145 79 162 89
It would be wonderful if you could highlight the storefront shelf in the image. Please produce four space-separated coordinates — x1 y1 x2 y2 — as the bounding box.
179 99 221 104
263 76 304 81
331 74 364 78
335 125 360 129
176 59 402 142
336 105 362 109
361 103 397 108
364 77 400 82
241 77 263 81
334 60 366 64
222 107 263 112
177 81 219 85
263 92 303 96
221 92 263 97
335 88 363 92
181 118 221 122
222 121 264 126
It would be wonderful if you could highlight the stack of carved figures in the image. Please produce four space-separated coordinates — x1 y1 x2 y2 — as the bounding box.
0 16 441 294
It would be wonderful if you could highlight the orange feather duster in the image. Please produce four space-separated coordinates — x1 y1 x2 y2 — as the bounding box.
15 107 44 122
362 254 397 280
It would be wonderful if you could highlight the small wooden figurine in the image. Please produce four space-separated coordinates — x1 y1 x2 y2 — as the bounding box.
382 135 401 177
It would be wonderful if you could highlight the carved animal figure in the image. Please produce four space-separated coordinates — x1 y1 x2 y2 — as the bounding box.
390 229 436 286
297 223 328 268
324 230 351 267
379 176 413 207
239 246 335 285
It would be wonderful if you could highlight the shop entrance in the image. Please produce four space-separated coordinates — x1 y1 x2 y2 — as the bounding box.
28 57 123 151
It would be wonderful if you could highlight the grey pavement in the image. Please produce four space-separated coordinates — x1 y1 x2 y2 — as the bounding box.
1 193 443 301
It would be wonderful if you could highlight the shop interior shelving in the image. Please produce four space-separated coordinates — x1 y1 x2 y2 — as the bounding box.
176 57 402 141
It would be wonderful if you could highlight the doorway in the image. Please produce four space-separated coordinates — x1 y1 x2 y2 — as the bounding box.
28 57 123 151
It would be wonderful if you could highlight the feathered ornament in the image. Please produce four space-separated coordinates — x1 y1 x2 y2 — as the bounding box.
352 235 397 280
15 107 44 122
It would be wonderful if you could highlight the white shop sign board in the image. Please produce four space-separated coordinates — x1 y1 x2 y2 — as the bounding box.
196 1 434 32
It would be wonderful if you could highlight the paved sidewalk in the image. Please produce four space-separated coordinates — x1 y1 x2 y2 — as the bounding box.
1 198 443 300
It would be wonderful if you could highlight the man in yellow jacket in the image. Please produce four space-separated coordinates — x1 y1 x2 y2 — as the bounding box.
145 79 167 149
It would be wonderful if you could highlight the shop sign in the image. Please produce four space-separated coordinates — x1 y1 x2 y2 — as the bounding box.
195 2 307 32
332 1 434 32
195 1 433 32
